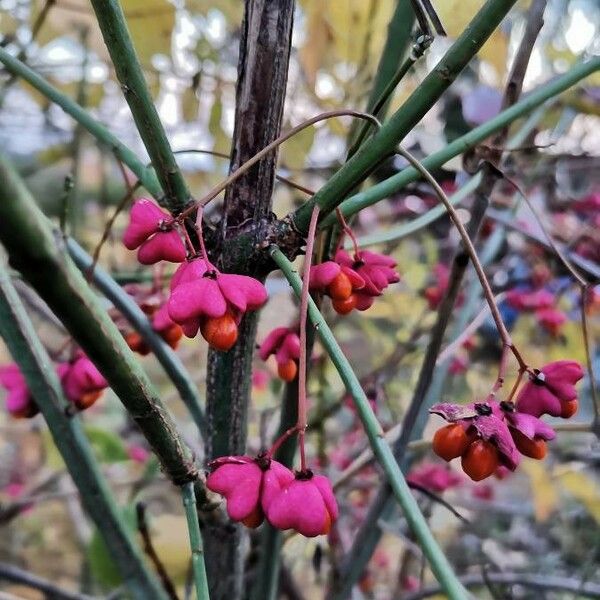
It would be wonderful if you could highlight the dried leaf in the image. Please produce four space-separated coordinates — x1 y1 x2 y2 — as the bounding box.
521 459 558 522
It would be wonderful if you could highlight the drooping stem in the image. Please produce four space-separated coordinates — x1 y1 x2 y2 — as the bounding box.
394 144 525 368
271 246 469 600
297 206 320 470
194 207 215 271
501 176 599 433
266 425 298 458
181 483 210 600
335 208 360 257
177 110 380 218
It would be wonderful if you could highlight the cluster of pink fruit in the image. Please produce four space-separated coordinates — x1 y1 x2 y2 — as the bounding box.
506 287 567 337
123 199 268 351
430 360 583 481
309 248 400 314
259 248 400 381
115 284 184 355
205 454 338 537
0 352 108 419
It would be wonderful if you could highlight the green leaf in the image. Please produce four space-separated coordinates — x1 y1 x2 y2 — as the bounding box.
87 504 138 588
84 425 129 463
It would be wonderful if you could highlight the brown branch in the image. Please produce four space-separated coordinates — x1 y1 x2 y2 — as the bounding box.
202 3 295 599
87 179 141 282
0 561 98 600
404 572 600 600
136 503 180 600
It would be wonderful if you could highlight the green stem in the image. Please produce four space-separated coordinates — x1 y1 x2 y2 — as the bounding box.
348 34 432 158
293 0 520 231
0 47 163 201
0 266 167 600
354 175 479 247
323 58 600 227
270 247 469 600
181 483 210 600
351 104 547 248
88 0 190 213
364 0 416 118
331 200 520 600
0 153 197 486
67 239 207 439
346 0 416 152
250 383 298 600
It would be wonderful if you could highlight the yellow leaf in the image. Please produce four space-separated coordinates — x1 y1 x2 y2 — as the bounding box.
521 459 558 521
557 469 600 523
280 125 315 170
185 0 244 25
0 11 18 38
299 0 331 89
431 0 508 76
150 515 191 582
326 1 377 65
37 0 174 64
181 86 199 123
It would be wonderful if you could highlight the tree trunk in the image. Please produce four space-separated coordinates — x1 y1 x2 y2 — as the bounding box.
203 2 295 599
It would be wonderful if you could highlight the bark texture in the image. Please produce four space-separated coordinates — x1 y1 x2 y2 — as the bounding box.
203 2 295 599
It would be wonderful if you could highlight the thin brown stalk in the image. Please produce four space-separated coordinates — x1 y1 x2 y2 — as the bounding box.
178 110 381 218
136 503 180 600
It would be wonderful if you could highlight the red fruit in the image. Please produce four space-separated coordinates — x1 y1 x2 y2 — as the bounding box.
125 332 151 355
277 359 297 382
560 399 578 419
200 314 238 351
511 428 547 460
424 286 442 309
12 404 40 419
328 272 352 300
76 390 102 410
461 440 499 481
139 302 157 316
241 505 264 529
332 295 357 315
432 423 471 462
358 573 375 595
161 324 183 349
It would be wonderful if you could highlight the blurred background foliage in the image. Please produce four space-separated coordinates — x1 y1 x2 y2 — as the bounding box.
0 0 599 598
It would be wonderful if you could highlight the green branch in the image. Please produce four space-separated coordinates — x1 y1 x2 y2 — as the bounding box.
0 153 197 486
270 247 469 600
346 0 416 152
293 0 519 230
364 0 416 118
0 47 163 201
89 0 190 213
349 103 547 248
67 239 207 439
181 483 210 600
0 266 167 600
323 57 600 227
